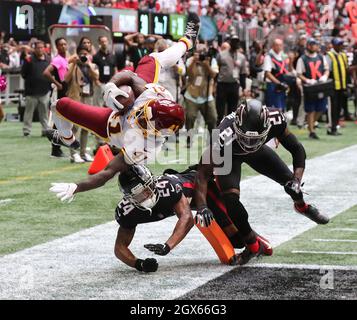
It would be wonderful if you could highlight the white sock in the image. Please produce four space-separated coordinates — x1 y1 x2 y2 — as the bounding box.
150 41 188 69
50 105 74 143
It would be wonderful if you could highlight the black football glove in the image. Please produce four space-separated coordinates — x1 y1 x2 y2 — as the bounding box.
144 243 171 256
195 206 214 227
135 258 158 272
276 82 289 92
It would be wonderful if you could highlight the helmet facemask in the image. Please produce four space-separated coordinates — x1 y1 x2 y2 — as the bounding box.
132 99 183 137
234 125 270 153
234 100 272 153
124 177 158 211
119 165 159 212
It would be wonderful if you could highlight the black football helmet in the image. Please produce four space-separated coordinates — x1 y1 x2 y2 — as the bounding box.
233 99 271 153
118 165 158 211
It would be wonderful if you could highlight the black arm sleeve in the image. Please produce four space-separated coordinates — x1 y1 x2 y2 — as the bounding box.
279 133 306 169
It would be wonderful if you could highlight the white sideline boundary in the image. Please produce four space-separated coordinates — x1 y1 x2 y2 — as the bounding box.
292 250 357 255
0 145 357 299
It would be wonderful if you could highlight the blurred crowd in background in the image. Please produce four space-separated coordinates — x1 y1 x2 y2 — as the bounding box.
1 0 357 163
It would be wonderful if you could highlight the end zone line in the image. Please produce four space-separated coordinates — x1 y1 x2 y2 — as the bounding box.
312 239 357 243
292 250 357 255
244 262 357 271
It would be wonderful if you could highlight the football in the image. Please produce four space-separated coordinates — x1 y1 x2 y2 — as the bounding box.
116 85 135 114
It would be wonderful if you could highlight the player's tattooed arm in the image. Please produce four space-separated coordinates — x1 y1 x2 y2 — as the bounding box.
75 152 130 193
114 226 137 268
109 70 146 98
164 194 194 251
278 128 306 181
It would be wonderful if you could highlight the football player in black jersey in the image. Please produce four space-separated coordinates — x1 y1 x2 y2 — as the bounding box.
50 158 268 271
194 99 330 265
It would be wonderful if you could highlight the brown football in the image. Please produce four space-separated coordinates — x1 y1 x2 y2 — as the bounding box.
116 85 135 114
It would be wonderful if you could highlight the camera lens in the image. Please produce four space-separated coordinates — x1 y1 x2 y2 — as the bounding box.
80 55 88 63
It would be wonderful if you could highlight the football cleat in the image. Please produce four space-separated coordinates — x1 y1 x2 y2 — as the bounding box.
45 129 80 150
81 153 94 162
236 236 272 266
255 234 273 256
70 153 85 164
183 13 200 50
295 204 329 225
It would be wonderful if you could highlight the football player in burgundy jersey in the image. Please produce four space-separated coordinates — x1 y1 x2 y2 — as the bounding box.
45 13 200 172
194 99 330 265
46 13 200 200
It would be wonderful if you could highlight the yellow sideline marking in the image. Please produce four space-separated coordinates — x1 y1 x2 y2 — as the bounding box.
0 165 85 185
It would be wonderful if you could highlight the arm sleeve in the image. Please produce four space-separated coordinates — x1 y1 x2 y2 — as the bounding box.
279 132 306 169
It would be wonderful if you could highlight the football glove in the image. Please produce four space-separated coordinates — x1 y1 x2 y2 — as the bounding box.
195 206 214 227
144 243 171 256
135 258 158 272
49 183 77 203
103 82 129 111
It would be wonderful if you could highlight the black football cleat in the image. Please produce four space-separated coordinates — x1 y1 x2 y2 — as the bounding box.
45 129 80 150
295 204 329 225
184 13 200 50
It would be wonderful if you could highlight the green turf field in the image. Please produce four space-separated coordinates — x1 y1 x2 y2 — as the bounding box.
262 205 357 266
0 104 357 259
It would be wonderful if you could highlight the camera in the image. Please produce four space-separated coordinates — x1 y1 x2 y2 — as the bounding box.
199 53 206 61
79 55 88 63
198 47 218 62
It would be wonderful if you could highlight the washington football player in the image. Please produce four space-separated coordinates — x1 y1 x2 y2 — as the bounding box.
45 13 200 169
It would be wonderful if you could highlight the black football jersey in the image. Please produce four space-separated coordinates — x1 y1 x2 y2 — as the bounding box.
216 108 287 156
115 172 196 229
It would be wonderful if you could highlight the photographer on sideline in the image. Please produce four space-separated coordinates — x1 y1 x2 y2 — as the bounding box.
216 35 248 123
184 44 218 148
65 45 99 163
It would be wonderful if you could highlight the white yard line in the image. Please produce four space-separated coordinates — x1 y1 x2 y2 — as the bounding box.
312 239 357 243
292 250 357 255
331 228 357 232
0 145 357 299
0 199 14 206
